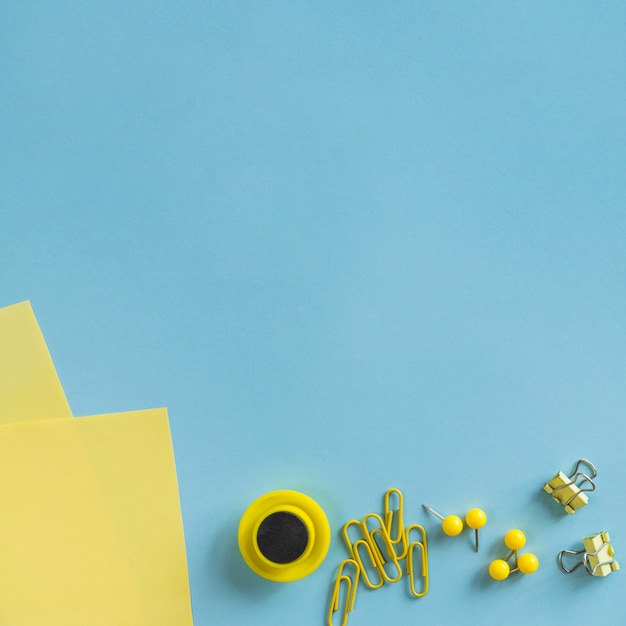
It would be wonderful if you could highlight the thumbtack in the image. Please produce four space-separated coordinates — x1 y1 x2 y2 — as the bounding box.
488 529 539 580
422 504 464 536
465 508 487 552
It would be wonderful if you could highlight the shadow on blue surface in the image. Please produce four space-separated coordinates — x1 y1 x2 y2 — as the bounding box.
212 515 283 598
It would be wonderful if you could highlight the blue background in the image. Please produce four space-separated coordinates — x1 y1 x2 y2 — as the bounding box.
2 2 625 624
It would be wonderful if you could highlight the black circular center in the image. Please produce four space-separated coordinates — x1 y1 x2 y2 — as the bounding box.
256 511 309 564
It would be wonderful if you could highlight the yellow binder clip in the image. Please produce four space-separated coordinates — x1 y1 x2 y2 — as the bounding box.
327 559 359 626
558 532 620 578
543 458 597 514
405 524 429 598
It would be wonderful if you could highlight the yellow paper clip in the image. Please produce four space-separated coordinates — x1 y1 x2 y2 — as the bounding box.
328 559 359 626
543 459 597 514
361 513 403 583
383 488 408 559
488 529 539 581
558 531 620 577
343 520 384 589
405 524 429 598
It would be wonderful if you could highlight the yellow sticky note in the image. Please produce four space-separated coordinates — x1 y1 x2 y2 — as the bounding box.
0 408 194 625
0 301 72 423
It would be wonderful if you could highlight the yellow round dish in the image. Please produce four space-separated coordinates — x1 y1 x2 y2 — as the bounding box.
238 490 330 582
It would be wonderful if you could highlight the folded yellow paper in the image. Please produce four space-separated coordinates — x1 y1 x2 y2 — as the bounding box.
0 301 72 423
0 408 194 625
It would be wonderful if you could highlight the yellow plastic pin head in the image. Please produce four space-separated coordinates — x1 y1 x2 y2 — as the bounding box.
505 529 526 551
517 552 539 574
489 559 511 580
441 515 464 536
465 508 487 529
465 508 487 551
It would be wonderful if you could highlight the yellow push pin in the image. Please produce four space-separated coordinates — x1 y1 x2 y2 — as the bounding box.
488 529 539 580
517 552 539 574
422 504 464 536
488 558 511 581
465 508 487 552
505 528 526 551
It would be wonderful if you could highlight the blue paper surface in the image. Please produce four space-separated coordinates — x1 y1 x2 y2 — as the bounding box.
2 2 625 624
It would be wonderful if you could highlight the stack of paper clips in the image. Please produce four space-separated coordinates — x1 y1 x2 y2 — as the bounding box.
328 488 427 626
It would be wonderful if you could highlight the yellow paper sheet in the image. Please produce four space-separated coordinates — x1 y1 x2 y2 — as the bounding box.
0 301 72 423
0 408 194 625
